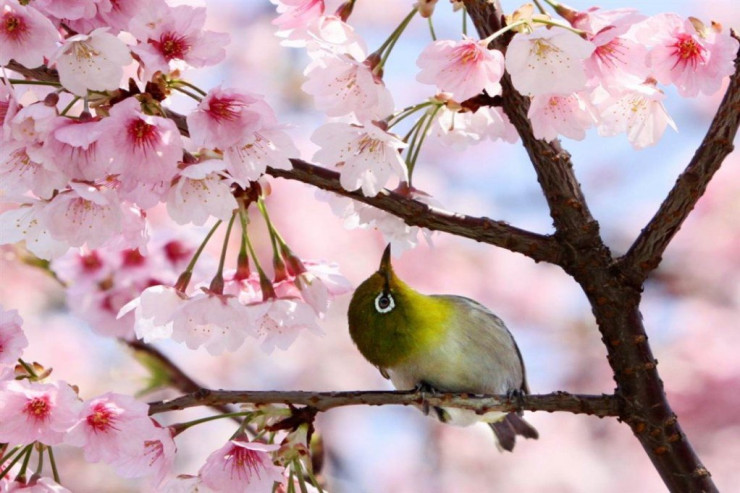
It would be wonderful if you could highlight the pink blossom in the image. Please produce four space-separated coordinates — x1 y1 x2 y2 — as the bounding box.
505 28 595 96
571 8 649 90
297 260 353 313
166 160 237 226
109 421 176 485
256 298 322 353
51 28 132 96
33 0 97 21
312 121 407 196
199 439 283 492
433 106 517 149
594 82 677 149
0 74 19 132
416 37 505 102
0 379 81 446
0 306 27 367
305 15 367 60
639 14 739 97
187 87 276 150
0 143 68 200
9 102 56 150
0 201 69 259
65 392 155 464
119 285 186 343
0 0 60 68
99 97 183 197
302 52 394 121
129 2 229 80
271 0 324 44
40 116 110 181
223 128 297 185
42 183 123 249
528 92 596 141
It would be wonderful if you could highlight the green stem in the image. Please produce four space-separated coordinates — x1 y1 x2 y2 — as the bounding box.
171 85 202 102
35 445 44 476
48 447 60 484
171 79 208 97
388 101 435 129
462 6 468 36
0 444 33 481
532 0 548 14
302 458 325 493
375 8 418 73
239 206 274 299
481 19 532 45
6 79 61 87
15 444 34 480
427 16 437 41
60 96 80 116
210 213 237 293
287 467 296 493
0 446 22 470
174 411 251 433
176 219 222 291
408 104 442 181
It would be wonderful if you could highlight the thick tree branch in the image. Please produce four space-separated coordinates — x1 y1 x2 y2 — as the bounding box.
148 389 619 417
270 160 562 264
464 0 602 256
620 42 740 285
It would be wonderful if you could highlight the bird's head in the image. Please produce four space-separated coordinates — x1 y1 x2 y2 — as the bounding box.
347 244 435 367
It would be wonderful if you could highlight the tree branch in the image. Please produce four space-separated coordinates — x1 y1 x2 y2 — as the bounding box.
269 160 562 264
620 40 740 285
148 389 619 418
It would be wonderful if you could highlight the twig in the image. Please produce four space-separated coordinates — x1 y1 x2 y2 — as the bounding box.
620 39 740 285
149 389 620 417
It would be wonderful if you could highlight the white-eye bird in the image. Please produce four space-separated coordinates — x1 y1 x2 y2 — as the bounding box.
347 245 538 451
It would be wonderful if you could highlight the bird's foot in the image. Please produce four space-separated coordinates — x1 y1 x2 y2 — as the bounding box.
506 388 525 413
415 381 449 422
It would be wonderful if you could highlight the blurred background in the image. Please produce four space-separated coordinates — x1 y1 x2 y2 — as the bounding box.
2 0 738 491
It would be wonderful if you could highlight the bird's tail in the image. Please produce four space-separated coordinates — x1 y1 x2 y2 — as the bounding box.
489 413 539 452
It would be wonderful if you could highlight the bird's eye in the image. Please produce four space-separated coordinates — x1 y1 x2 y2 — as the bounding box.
374 292 395 314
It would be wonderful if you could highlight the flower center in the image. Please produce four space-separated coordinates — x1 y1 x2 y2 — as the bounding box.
154 32 190 61
2 13 26 40
128 119 159 149
86 403 117 432
207 97 243 122
24 396 51 422
671 33 706 68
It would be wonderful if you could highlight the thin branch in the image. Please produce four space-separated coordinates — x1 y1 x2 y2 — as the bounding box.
149 389 620 418
620 40 740 286
270 160 562 264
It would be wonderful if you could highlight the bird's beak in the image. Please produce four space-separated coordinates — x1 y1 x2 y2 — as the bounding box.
379 244 392 275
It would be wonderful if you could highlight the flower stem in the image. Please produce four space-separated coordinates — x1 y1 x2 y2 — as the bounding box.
35 445 44 476
14 444 34 481
374 8 418 73
210 212 237 293
239 206 275 299
6 79 61 87
408 104 441 179
17 358 38 378
173 411 251 434
427 16 437 41
176 220 222 292
60 96 80 116
0 444 33 481
462 6 468 36
170 85 202 102
388 101 435 129
171 79 207 97
48 447 60 484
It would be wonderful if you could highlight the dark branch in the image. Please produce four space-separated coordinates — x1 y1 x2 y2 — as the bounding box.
620 41 740 285
463 0 601 254
149 389 620 418
270 160 562 264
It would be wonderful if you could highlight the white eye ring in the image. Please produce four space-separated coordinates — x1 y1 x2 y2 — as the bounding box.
374 292 395 314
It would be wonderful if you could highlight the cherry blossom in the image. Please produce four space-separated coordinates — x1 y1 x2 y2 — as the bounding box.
594 82 677 149
0 306 27 367
166 160 237 226
312 121 408 196
433 106 518 149
129 2 229 80
305 15 367 60
302 51 394 121
1 477 72 492
0 0 60 68
255 297 322 353
8 102 56 150
42 183 123 249
505 28 595 96
294 260 353 316
528 92 596 141
109 421 176 485
271 0 325 45
199 439 284 492
33 0 97 21
0 379 82 446
50 28 132 96
119 285 187 343
187 87 276 150
638 14 739 97
65 392 155 464
0 201 69 260
222 128 297 185
39 116 110 181
0 143 68 200
416 37 505 102
98 97 182 201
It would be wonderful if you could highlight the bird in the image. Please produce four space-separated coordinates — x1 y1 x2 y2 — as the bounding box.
347 244 538 451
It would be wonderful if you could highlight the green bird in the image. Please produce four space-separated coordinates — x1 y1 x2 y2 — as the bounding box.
347 245 538 451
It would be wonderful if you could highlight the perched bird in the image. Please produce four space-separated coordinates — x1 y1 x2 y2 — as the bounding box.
347 245 538 451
